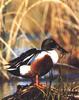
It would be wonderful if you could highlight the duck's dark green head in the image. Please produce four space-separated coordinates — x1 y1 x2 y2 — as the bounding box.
41 38 57 50
41 38 69 54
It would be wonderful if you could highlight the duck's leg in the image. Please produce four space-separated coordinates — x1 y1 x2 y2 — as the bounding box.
35 75 46 89
30 75 39 86
35 75 39 85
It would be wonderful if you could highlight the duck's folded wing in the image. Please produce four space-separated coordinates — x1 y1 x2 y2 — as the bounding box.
5 48 37 66
5 48 41 68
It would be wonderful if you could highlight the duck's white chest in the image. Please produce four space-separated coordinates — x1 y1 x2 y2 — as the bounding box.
35 50 59 64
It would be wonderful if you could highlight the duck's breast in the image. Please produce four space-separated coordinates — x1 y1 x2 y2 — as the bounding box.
31 53 53 76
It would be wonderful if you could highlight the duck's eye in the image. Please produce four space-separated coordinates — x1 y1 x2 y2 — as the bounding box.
20 65 31 75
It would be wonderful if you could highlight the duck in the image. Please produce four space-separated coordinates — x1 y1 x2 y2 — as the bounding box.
6 37 68 84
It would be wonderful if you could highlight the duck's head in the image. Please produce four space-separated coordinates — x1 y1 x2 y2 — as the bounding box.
41 38 57 51
41 38 69 54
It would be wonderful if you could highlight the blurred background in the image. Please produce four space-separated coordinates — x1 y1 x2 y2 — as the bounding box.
0 0 79 99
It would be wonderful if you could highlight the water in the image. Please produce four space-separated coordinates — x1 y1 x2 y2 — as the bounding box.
0 81 31 99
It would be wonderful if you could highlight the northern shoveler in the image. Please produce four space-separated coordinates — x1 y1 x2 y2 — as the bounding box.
6 38 68 84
